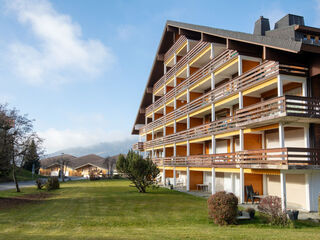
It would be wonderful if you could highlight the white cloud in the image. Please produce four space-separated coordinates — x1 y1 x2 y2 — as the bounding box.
38 127 135 154
5 0 115 85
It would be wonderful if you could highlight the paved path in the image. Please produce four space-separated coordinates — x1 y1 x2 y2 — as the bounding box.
0 177 86 191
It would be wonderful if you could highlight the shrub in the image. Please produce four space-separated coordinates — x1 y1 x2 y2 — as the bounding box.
35 178 46 190
116 150 159 193
258 196 288 226
208 191 238 226
45 177 60 191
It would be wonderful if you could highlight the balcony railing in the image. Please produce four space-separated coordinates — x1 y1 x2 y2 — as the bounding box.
141 62 308 136
154 148 320 167
152 41 210 96
132 142 145 151
147 49 238 115
164 35 187 63
152 147 320 168
142 95 320 150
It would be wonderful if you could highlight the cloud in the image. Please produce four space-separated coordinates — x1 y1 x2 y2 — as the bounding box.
38 127 135 154
5 0 115 86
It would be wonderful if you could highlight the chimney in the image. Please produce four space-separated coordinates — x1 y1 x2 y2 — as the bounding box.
274 14 305 29
254 16 270 36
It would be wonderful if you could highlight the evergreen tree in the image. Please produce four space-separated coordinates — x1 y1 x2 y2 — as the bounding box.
22 140 40 173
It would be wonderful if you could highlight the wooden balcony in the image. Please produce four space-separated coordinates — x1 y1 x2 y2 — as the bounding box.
143 95 320 150
152 147 320 169
141 61 307 136
132 142 145 151
146 49 238 116
164 35 187 63
152 41 210 97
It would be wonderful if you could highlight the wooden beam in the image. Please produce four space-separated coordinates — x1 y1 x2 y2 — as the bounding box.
167 25 179 33
178 28 201 40
201 33 226 44
146 87 153 94
157 54 164 61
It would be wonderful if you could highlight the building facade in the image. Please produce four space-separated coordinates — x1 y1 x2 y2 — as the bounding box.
132 14 320 211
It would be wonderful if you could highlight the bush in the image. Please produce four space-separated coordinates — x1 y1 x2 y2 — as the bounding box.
45 177 60 191
208 191 238 226
35 178 46 190
258 196 288 226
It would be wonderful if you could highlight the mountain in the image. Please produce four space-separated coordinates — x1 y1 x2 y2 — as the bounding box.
46 138 137 158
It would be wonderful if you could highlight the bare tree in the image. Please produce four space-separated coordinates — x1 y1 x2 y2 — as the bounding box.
56 154 70 182
0 104 42 192
105 156 116 177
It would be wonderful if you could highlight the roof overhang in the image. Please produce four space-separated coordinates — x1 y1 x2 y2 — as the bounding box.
74 163 106 170
131 20 308 135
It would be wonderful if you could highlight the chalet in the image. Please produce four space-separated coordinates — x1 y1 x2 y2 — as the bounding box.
132 14 320 211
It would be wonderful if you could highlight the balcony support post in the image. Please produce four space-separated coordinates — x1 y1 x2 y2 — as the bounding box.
210 43 214 59
186 167 190 191
163 126 166 137
187 140 190 156
187 89 190 103
239 92 243 109
211 135 216 154
304 124 310 148
174 97 177 110
305 173 311 211
187 40 190 52
173 143 176 157
211 104 215 122
187 115 190 129
163 166 166 186
302 80 307 97
163 146 166 158
240 167 244 204
239 129 244 151
164 63 167 74
187 64 190 78
279 122 285 148
211 73 215 90
152 94 155 103
211 167 216 194
174 120 177 133
173 167 177 187
174 75 177 87
277 75 283 97
238 55 242 76
174 53 177 65
280 171 287 211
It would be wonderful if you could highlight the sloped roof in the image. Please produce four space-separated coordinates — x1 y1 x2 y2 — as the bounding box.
40 154 77 168
131 19 313 135
41 154 120 170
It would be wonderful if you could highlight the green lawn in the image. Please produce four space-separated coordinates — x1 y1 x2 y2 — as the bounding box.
0 180 320 240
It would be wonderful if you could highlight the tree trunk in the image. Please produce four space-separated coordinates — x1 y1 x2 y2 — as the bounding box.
12 162 20 192
61 162 65 182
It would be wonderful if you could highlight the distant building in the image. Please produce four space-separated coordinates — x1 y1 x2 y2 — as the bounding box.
39 154 118 177
132 14 320 211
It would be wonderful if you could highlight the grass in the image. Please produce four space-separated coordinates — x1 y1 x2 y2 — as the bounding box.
0 168 43 182
0 179 319 240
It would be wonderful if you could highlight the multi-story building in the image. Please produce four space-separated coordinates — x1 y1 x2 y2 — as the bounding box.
132 14 320 212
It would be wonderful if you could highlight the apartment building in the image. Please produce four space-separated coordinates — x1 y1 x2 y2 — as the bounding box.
132 14 320 211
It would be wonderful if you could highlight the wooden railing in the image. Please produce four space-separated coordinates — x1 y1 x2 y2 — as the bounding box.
142 95 320 150
164 35 187 63
132 142 145 151
147 49 238 115
141 62 308 135
152 41 210 96
152 147 320 168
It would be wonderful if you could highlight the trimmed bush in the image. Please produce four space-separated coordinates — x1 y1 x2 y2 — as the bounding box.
45 177 60 191
35 178 46 190
258 196 288 226
208 191 238 226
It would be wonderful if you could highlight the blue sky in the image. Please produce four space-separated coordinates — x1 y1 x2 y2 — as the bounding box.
0 0 318 154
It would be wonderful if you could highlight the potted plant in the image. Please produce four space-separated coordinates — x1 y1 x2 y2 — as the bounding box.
246 207 256 219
